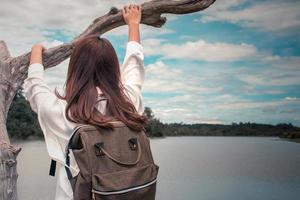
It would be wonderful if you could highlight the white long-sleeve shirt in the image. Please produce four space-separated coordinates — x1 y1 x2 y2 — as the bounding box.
23 41 145 200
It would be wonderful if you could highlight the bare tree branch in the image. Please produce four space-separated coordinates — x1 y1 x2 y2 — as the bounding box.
0 41 11 61
13 0 215 74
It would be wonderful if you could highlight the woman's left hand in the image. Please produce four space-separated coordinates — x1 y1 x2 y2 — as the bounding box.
29 43 46 65
31 43 46 51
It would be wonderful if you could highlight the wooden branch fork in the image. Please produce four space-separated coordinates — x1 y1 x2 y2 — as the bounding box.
0 0 215 199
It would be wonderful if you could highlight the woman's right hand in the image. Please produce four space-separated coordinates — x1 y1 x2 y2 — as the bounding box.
122 4 142 26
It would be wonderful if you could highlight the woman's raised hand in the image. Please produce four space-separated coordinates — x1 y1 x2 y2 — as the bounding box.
29 44 46 65
31 44 46 52
122 4 142 26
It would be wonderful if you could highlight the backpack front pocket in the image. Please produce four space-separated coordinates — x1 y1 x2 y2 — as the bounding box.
92 163 159 200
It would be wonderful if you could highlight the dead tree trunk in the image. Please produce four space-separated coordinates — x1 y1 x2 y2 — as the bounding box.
0 0 215 199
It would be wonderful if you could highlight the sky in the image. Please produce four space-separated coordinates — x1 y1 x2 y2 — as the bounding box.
1 0 300 126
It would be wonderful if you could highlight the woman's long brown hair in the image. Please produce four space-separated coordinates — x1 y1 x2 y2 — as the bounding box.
54 34 148 132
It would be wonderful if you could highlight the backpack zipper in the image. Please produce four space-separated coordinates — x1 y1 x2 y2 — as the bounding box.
91 177 157 196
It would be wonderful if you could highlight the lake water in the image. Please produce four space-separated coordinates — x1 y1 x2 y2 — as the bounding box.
12 137 300 200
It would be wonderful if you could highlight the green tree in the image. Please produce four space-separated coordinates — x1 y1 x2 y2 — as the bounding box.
143 106 155 120
7 89 43 140
143 107 164 137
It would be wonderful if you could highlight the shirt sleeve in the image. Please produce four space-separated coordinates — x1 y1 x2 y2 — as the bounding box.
120 41 145 115
23 63 79 173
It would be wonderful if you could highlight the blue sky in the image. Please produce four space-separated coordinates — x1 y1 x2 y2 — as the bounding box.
1 0 299 126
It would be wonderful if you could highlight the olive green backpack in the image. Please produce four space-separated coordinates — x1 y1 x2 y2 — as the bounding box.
62 120 159 200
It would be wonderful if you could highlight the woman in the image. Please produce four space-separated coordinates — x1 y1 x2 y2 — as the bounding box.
23 4 147 200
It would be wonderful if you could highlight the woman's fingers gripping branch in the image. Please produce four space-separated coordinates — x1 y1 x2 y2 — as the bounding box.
122 4 142 26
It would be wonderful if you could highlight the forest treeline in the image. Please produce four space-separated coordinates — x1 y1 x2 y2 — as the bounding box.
7 89 300 140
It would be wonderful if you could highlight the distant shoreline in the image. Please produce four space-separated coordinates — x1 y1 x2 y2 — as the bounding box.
11 136 300 144
8 96 300 141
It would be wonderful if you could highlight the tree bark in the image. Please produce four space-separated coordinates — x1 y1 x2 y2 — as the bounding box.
0 0 215 199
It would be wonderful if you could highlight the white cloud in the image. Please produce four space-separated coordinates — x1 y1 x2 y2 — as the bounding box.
240 74 300 86
200 0 300 34
142 58 299 124
146 98 224 124
155 107 224 124
144 61 223 93
269 56 300 70
239 66 300 86
0 0 173 56
285 97 297 101
215 98 300 110
143 39 258 62
41 40 64 49
104 25 174 37
142 61 227 123
185 116 224 124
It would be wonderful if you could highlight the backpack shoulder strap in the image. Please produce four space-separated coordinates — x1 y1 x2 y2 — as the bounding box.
49 159 57 176
48 124 90 177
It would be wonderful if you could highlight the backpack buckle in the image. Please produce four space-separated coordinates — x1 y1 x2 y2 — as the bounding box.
94 142 105 156
128 138 138 151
